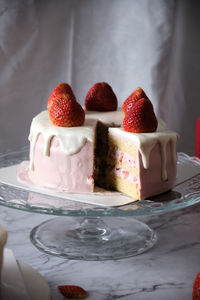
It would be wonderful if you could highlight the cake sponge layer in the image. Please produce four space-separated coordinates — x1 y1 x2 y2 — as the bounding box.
107 176 140 199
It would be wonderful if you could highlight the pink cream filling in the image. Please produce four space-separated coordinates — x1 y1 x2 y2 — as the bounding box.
111 167 138 183
108 147 138 168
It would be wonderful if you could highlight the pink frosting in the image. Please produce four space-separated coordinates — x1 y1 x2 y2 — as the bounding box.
138 142 177 199
21 134 94 193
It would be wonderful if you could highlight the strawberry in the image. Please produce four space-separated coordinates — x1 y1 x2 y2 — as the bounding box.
85 82 117 111
119 153 124 163
122 87 148 115
47 83 76 112
49 94 85 127
122 170 129 179
193 272 200 300
58 285 88 299
123 98 158 133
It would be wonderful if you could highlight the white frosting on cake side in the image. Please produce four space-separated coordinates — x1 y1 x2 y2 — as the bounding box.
109 126 178 181
29 110 97 170
85 109 123 126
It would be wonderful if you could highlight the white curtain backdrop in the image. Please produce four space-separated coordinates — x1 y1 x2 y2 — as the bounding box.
0 0 199 154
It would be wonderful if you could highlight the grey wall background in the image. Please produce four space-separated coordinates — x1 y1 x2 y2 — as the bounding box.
0 0 199 154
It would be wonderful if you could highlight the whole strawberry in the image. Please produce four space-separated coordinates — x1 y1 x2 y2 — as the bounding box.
123 98 158 133
58 285 88 299
193 272 200 300
85 82 118 111
47 83 76 112
49 94 85 127
122 87 148 115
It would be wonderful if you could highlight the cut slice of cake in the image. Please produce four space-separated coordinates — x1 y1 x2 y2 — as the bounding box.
107 126 177 200
106 93 178 200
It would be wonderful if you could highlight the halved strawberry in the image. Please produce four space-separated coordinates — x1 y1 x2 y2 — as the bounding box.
193 272 200 300
123 98 157 133
122 87 148 115
85 82 117 111
58 285 88 299
49 94 85 127
47 83 76 112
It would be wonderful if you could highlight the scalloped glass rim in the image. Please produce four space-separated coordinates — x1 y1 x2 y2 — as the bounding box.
0 148 200 217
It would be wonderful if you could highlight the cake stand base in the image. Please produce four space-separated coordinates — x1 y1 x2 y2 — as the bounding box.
30 217 157 260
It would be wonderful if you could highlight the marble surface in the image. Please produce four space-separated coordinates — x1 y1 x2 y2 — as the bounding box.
0 202 200 300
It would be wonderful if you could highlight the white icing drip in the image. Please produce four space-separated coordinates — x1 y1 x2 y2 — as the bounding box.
109 126 178 181
29 111 97 170
159 137 168 180
44 135 52 156
85 109 123 126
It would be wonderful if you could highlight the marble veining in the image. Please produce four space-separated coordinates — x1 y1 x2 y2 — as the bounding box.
1 204 200 299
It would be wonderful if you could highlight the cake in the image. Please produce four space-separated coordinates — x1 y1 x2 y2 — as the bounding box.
0 224 7 280
18 83 178 200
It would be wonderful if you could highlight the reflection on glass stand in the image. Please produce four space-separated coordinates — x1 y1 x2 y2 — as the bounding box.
30 216 157 260
0 150 200 260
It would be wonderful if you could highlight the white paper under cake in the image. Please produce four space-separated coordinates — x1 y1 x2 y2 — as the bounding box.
0 156 199 207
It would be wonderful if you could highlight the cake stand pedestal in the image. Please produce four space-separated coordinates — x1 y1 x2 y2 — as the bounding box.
30 216 157 260
0 150 200 260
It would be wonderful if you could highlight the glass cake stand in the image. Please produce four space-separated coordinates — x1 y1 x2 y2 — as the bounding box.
0 148 200 260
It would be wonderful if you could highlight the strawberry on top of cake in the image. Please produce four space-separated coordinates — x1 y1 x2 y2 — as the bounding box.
85 82 118 111
122 88 158 133
84 82 123 126
48 83 85 127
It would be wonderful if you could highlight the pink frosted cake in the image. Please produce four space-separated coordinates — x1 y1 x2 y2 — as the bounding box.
18 83 178 200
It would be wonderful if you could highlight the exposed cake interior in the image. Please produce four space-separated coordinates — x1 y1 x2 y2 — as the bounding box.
88 110 124 188
106 127 177 199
